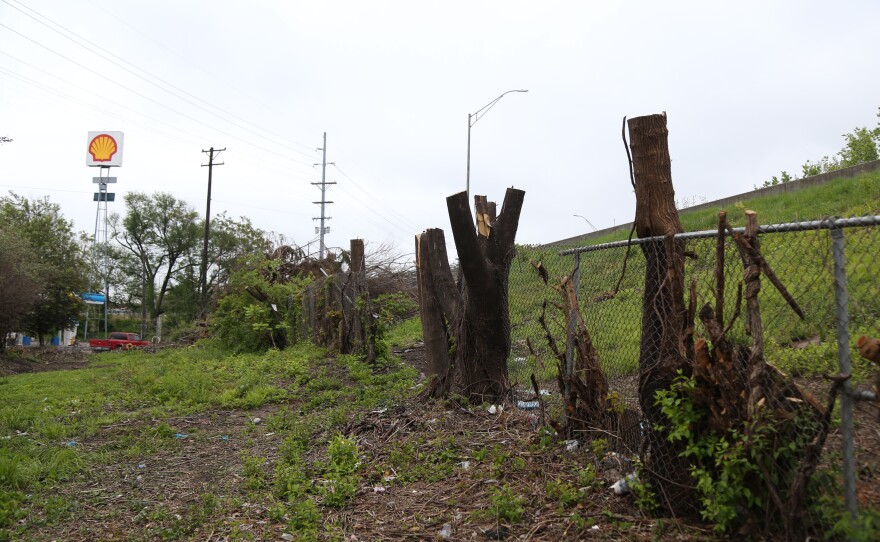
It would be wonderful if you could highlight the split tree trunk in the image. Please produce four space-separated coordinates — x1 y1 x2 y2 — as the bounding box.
415 188 525 402
628 113 695 514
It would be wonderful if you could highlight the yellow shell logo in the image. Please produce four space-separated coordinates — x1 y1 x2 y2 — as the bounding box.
88 134 118 162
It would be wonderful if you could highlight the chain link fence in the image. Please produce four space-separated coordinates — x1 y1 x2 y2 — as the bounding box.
508 215 880 537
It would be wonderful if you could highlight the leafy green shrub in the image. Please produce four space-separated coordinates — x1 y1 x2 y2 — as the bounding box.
213 255 310 353
654 372 840 535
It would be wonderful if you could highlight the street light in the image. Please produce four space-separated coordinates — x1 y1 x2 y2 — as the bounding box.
573 214 598 232
467 89 528 200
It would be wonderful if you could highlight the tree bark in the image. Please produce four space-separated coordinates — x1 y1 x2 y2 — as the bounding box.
628 113 695 515
415 229 457 389
417 189 525 402
446 189 524 402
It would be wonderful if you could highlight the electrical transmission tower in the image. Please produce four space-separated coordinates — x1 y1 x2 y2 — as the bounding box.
312 132 335 259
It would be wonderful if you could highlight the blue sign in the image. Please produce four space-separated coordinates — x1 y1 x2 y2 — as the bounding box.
81 292 105 305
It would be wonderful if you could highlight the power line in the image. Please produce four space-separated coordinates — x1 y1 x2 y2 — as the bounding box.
0 22 317 171
3 0 319 163
0 65 315 183
82 0 323 156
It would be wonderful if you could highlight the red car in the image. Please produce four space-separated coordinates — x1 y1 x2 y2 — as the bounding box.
89 332 151 352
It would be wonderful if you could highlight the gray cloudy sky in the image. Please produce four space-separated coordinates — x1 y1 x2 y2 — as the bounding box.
1 0 878 258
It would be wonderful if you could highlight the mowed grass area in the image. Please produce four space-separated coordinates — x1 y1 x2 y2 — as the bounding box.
0 341 418 541
508 170 880 386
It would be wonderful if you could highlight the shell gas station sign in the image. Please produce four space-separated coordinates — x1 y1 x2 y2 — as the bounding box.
86 131 124 167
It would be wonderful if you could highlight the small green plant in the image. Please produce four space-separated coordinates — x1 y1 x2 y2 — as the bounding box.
319 435 359 508
545 479 581 509
241 452 268 490
473 447 488 462
569 512 596 529
576 465 597 488
589 437 608 460
488 485 525 523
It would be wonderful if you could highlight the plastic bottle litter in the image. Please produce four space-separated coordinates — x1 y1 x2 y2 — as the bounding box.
439 523 453 539
174 433 188 439
516 400 540 410
252 417 262 424
610 473 639 495
66 440 77 447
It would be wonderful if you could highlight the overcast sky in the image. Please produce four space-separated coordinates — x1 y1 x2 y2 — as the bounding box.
2 0 878 259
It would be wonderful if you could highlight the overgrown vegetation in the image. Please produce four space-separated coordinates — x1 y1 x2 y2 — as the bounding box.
757 107 880 189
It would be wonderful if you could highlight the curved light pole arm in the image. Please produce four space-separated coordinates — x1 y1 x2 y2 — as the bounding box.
467 89 528 200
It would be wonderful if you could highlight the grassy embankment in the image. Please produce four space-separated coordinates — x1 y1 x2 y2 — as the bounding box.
507 170 880 383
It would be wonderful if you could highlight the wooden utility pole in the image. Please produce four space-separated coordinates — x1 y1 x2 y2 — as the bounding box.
200 147 225 300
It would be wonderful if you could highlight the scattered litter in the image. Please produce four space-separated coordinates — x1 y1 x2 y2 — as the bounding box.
601 452 632 471
137 463 146 469
459 461 470 471
220 435 229 441
370 408 387 414
66 440 77 447
174 433 188 439
487 405 497 414
514 357 526 363
439 523 453 539
516 400 539 410
281 534 295 542
136 475 142 481
564 439 579 452
372 486 385 493
252 417 262 424
427 418 439 424
610 473 639 495
264 432 275 437
591 524 600 531
539 389 552 396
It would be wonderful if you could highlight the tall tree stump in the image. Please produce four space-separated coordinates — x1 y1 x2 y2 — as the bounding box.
628 113 695 514
416 188 525 402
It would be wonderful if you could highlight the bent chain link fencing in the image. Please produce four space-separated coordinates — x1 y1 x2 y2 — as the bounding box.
507 215 880 534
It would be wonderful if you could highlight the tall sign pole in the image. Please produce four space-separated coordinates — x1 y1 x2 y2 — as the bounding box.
200 147 225 301
312 132 335 259
87 131 123 339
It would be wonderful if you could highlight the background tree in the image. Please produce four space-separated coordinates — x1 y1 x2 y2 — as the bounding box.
0 227 41 349
112 192 200 322
0 192 87 344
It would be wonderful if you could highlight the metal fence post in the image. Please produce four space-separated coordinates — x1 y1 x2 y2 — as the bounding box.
831 225 858 520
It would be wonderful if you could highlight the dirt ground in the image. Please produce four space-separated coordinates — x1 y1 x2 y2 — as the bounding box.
7 346 880 541
0 346 92 376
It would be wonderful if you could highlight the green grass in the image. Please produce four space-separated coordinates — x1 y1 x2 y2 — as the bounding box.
0 335 419 540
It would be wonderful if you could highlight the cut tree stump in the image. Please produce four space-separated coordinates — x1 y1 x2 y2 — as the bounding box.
416 188 525 403
628 112 695 515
